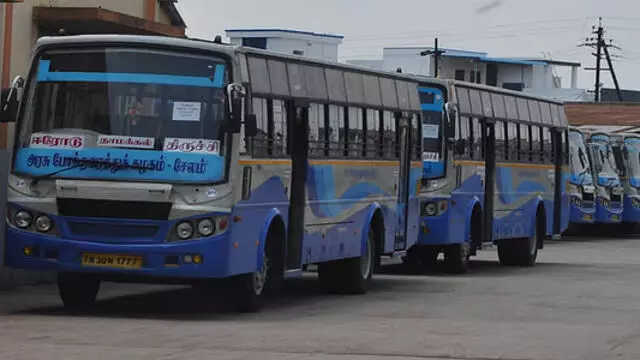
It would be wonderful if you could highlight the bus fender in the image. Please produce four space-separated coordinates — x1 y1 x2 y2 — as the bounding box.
256 208 285 270
464 196 482 243
361 202 383 256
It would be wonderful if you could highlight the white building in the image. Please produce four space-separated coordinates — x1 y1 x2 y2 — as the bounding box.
225 28 343 61
347 47 587 101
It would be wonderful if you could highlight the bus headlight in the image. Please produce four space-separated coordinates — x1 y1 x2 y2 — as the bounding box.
197 218 216 236
176 221 194 240
424 202 438 216
14 210 32 229
35 215 53 232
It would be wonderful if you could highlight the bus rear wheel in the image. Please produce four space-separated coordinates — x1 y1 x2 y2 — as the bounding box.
58 272 100 310
498 215 540 267
319 226 374 294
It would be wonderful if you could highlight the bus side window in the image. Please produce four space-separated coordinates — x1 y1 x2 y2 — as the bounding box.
531 125 541 163
328 105 345 158
308 103 324 158
507 122 518 161
542 127 551 163
251 97 269 158
519 124 530 162
382 111 396 160
471 117 482 160
347 107 364 158
365 109 380 159
495 120 505 161
271 99 288 158
458 116 471 159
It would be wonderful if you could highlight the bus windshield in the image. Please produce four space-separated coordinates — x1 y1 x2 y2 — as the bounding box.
626 140 640 180
590 143 617 177
421 110 443 162
568 130 592 185
14 47 229 184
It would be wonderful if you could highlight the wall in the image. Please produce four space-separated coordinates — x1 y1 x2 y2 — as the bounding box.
565 103 640 126
229 34 340 61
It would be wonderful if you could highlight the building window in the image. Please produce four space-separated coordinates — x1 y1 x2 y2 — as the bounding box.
503 82 524 92
242 37 267 49
454 70 466 81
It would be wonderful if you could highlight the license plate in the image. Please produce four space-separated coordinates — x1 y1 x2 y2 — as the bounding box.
612 215 620 221
81 253 142 269
583 214 593 221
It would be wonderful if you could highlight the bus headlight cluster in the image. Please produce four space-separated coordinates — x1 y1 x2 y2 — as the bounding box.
172 216 228 241
422 200 448 217
11 208 55 234
424 202 438 216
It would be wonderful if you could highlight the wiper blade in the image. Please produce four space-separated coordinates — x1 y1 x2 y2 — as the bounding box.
31 158 155 185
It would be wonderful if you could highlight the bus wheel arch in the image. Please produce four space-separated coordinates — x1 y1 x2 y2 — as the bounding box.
369 206 385 271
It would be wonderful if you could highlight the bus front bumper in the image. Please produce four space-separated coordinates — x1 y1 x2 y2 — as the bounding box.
5 227 233 279
594 199 623 224
623 196 640 223
569 197 595 224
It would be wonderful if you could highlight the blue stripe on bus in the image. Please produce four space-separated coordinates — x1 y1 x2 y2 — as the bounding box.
421 103 443 112
36 60 225 88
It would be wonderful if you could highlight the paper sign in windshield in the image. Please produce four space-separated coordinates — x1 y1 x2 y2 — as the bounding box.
164 137 220 155
172 101 202 122
422 152 440 162
422 124 440 139
30 133 85 149
98 135 155 149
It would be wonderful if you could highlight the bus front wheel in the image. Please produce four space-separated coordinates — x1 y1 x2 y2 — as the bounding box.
57 272 100 310
443 242 470 274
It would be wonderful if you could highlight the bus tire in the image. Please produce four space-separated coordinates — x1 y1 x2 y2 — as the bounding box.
498 212 541 267
443 242 470 274
57 272 100 310
318 225 375 294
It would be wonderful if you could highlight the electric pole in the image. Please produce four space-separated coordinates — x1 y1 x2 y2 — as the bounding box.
420 38 446 78
579 17 623 102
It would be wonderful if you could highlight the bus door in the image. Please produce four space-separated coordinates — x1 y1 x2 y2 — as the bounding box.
286 101 308 271
395 112 412 251
552 128 564 237
483 119 496 243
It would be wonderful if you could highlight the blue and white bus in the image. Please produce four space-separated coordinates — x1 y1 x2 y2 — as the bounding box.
566 127 596 230
585 131 624 225
611 133 640 229
2 34 425 312
404 79 570 273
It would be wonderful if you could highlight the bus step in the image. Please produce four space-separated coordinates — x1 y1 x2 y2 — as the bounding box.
284 269 303 278
390 250 407 259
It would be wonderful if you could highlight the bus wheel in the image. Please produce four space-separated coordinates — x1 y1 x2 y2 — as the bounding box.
319 226 374 294
498 215 540 267
57 272 100 310
229 254 269 313
443 242 470 274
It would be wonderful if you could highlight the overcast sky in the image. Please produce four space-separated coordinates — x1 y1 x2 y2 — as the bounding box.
176 0 640 91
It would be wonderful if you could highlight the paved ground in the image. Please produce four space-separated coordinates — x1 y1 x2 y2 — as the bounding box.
1 236 640 360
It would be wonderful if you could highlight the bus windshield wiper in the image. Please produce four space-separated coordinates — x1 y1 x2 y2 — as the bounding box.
31 158 155 186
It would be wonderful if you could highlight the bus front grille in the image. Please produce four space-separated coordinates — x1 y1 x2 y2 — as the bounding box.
57 198 172 221
582 192 594 202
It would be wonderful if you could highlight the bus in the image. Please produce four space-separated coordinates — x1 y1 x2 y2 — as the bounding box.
2 34 425 312
404 79 570 274
566 127 596 232
584 131 624 225
611 133 640 231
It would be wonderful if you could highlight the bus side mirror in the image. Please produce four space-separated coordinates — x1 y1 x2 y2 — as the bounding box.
244 113 258 137
444 102 457 139
0 76 24 123
226 83 246 134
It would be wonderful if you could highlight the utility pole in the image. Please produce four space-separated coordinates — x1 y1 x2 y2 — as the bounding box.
420 38 446 78
579 17 623 102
